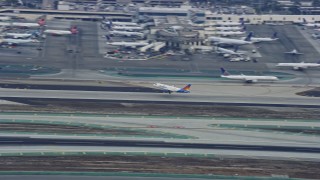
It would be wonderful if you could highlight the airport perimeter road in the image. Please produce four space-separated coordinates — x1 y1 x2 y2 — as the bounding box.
0 88 319 106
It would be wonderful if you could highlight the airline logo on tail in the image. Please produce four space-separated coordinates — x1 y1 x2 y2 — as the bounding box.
70 26 78 34
177 84 191 93
38 18 46 26
244 32 253 41
220 67 230 76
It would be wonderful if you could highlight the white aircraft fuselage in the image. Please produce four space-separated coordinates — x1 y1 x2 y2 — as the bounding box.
276 62 320 70
208 37 252 45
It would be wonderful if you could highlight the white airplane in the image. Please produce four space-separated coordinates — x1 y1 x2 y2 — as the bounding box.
44 26 78 35
0 18 46 28
153 83 191 94
0 16 11 21
106 41 149 48
215 46 244 56
109 30 144 38
215 26 243 31
241 32 278 43
102 19 138 27
207 32 252 46
215 21 242 26
112 25 143 31
3 31 38 39
284 49 303 55
0 38 39 45
215 31 246 36
276 62 320 70
220 67 278 83
302 18 320 27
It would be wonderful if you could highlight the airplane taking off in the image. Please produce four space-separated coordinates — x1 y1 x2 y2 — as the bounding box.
220 67 278 83
276 62 320 70
106 41 149 48
242 32 278 43
207 32 252 46
44 26 78 35
153 83 191 94
284 49 303 55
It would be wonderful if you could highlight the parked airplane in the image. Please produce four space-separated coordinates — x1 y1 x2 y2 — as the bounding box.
106 41 149 48
220 67 278 83
302 18 320 27
215 26 243 31
215 46 244 56
242 32 278 43
215 21 242 26
0 38 39 45
276 62 320 70
0 18 46 28
3 31 39 39
112 25 143 31
44 26 78 35
215 31 246 36
109 30 144 38
284 49 303 55
101 18 138 27
207 32 252 46
153 83 191 94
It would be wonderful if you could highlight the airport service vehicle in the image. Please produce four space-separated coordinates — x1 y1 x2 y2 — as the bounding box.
276 62 320 70
153 83 191 94
241 32 278 43
109 30 144 38
0 18 45 28
220 67 278 83
106 41 149 48
44 26 78 35
0 38 39 45
284 49 303 55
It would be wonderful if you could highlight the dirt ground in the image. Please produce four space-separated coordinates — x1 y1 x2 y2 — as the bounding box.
0 156 319 179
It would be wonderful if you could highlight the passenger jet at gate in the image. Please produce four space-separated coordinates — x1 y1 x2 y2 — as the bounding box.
220 68 278 83
276 62 320 70
153 83 191 94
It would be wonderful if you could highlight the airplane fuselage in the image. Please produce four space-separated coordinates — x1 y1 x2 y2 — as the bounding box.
209 37 251 45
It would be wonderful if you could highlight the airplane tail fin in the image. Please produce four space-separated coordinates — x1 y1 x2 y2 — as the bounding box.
272 32 278 39
38 18 46 26
70 26 78 34
182 84 191 91
244 31 253 41
220 67 230 76
303 18 307 24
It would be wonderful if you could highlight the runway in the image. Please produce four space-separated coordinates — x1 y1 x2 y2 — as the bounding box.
0 88 319 107
0 137 319 153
